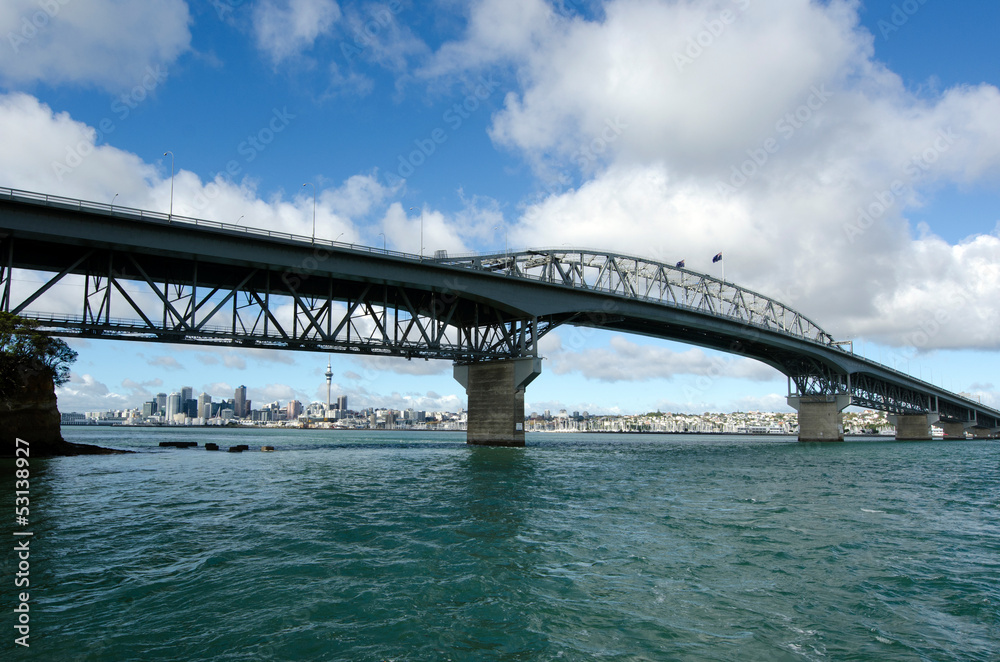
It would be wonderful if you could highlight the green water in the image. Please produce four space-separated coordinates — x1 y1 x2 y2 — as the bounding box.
2 428 998 660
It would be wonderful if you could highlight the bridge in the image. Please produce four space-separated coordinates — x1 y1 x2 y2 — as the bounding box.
1 186 997 445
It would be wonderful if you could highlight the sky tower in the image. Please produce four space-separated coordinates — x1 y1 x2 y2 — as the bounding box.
325 357 333 417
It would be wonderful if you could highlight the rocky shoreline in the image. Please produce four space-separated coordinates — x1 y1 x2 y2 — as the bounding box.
1 370 128 457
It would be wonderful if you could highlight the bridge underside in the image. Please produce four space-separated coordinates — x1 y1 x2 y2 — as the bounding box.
0 236 551 363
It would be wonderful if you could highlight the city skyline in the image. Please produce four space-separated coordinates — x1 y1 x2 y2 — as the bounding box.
1 1 998 416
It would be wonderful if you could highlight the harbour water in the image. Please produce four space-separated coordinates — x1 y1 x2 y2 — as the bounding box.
3 428 998 661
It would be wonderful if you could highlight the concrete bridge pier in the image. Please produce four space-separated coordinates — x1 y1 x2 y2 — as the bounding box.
788 394 851 442
454 357 542 447
970 427 999 439
938 421 967 439
889 413 939 441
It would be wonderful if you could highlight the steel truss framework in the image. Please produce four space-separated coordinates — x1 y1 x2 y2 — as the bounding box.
438 249 835 345
0 240 548 362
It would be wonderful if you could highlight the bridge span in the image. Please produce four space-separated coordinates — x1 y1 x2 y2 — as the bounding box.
1 186 997 444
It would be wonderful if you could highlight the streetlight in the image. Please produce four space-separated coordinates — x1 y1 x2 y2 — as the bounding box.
303 183 316 243
163 151 174 220
236 215 244 224
409 206 423 260
110 193 118 213
335 232 344 243
377 232 385 251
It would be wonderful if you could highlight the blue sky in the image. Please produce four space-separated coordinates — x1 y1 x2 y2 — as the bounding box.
1 0 998 415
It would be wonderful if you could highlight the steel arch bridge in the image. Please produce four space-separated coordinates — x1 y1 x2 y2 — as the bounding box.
1 186 998 432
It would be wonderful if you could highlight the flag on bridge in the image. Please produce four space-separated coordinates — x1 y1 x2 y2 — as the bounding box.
712 252 723 263
675 260 685 268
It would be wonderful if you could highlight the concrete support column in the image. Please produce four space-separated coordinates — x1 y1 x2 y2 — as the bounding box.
938 422 967 439
971 427 998 439
455 357 541 447
787 394 851 442
889 413 939 441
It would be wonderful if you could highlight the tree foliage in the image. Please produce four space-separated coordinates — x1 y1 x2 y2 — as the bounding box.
0 313 77 396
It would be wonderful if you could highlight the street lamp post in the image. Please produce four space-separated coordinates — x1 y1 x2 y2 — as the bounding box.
303 183 316 243
163 151 174 220
110 193 118 213
409 206 423 260
377 232 385 251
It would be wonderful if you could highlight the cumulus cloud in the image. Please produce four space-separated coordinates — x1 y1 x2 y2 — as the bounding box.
425 0 1000 351
57 373 131 411
547 333 781 383
253 0 341 63
0 0 191 91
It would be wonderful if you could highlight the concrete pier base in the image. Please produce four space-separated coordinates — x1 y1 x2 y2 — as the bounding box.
971 427 998 439
938 422 967 439
455 357 542 447
788 395 851 442
889 413 939 441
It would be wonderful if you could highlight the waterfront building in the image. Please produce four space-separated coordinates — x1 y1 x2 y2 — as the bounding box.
198 392 212 420
166 392 182 420
234 385 247 418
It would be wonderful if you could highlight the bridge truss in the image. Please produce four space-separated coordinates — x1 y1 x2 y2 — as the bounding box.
0 240 549 362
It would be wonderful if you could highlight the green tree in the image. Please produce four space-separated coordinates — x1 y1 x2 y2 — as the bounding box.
0 313 77 396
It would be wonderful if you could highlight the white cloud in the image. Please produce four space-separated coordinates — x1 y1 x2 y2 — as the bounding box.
147 356 183 370
253 0 341 64
57 373 130 411
423 0 1000 351
547 333 781 383
0 0 191 90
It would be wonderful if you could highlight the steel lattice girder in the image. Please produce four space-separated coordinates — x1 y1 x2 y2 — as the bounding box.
0 242 548 361
438 249 835 346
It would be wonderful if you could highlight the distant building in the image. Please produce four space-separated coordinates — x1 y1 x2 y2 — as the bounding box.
156 393 167 411
166 392 182 419
287 400 303 420
198 392 212 419
142 401 157 418
337 395 347 412
181 386 193 402
234 385 247 418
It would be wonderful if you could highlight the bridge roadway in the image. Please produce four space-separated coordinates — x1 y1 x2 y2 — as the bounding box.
1 186 997 444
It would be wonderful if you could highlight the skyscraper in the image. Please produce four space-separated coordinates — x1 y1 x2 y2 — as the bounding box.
181 386 193 402
337 395 347 412
198 392 212 420
234 385 247 418
156 392 167 411
166 392 181 419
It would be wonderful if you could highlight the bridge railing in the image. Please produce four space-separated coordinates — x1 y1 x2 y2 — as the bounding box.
0 185 417 260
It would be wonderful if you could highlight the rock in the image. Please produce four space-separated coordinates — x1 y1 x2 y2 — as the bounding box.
1 368 127 457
